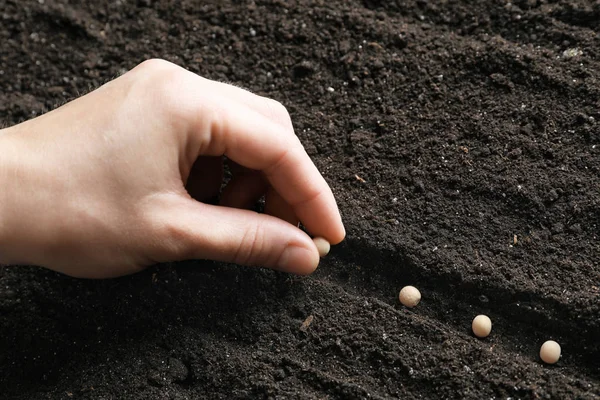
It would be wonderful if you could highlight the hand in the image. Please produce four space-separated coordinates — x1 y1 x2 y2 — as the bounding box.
0 59 345 278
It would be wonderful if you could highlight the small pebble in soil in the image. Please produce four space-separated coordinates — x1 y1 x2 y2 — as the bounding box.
313 237 330 257
399 286 421 308
472 315 492 338
562 48 583 58
540 340 561 364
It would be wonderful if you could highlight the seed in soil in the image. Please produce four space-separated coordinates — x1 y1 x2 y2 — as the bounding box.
472 315 492 338
540 340 561 364
399 286 421 308
313 237 330 257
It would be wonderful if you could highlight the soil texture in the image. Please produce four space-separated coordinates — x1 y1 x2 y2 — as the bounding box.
1 0 599 398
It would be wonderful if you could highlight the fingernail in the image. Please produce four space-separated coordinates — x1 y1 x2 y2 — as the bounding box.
278 245 318 275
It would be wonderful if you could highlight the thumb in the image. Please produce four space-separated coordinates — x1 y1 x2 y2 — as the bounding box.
152 195 320 275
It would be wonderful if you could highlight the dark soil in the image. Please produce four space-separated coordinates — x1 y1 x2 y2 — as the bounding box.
1 0 599 398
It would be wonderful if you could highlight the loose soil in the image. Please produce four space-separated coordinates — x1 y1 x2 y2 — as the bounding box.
1 0 599 399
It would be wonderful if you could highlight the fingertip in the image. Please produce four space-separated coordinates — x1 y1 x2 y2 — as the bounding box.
309 198 345 245
330 223 346 245
296 261 320 276
277 243 320 275
319 219 345 245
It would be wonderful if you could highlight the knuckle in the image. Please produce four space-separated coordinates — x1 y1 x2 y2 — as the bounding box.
134 58 176 74
129 60 193 122
268 98 287 114
264 98 293 129
130 59 183 97
233 220 266 266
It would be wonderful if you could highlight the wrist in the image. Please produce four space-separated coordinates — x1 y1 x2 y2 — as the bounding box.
0 128 20 264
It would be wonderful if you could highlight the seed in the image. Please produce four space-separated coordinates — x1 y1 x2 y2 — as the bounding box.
540 340 561 364
398 286 421 308
313 237 330 257
472 315 492 338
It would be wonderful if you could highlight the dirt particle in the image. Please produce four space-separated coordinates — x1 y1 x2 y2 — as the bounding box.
273 369 286 381
551 223 564 234
414 179 425 193
147 370 165 387
547 189 559 202
508 148 522 158
168 358 189 382
490 73 514 89
568 224 582 233
300 315 314 332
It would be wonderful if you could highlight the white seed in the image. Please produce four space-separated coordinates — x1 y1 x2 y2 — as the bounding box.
398 286 421 308
472 315 492 338
313 237 330 257
540 340 561 364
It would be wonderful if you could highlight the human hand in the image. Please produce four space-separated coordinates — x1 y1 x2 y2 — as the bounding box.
0 59 345 278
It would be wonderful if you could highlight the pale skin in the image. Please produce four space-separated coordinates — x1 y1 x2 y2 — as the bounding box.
0 59 345 278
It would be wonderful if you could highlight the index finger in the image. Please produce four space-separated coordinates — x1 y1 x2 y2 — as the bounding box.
196 91 345 244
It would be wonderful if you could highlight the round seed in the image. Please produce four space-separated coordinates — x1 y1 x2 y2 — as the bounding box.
540 340 561 364
313 237 330 257
398 286 421 308
472 315 492 338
